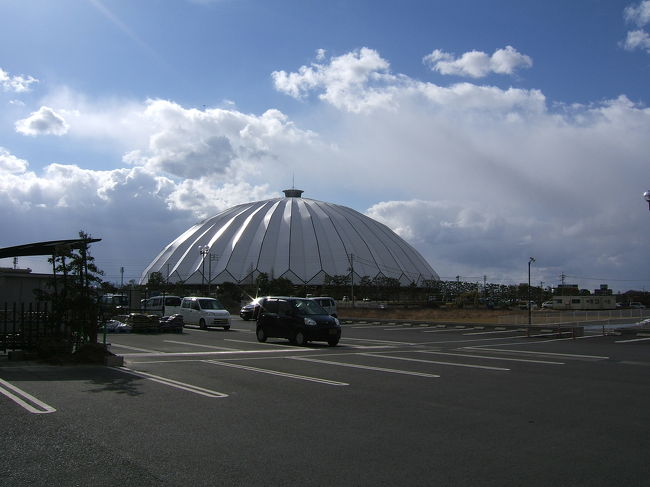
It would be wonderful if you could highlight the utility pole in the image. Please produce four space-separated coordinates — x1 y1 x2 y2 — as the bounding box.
528 257 536 325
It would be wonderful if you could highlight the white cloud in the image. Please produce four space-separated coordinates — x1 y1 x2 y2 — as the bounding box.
625 0 650 26
623 2 650 52
0 67 38 93
15 106 69 136
0 147 29 174
122 100 320 179
272 47 401 113
2 47 649 290
423 46 532 78
624 29 650 51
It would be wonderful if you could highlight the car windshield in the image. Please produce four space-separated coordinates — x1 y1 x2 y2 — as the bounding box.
198 299 224 310
293 299 327 316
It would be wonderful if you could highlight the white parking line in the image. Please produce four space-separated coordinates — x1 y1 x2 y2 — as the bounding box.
615 337 650 343
108 343 165 354
361 353 510 371
115 367 228 398
120 348 319 358
463 329 524 336
164 340 238 351
203 360 348 386
342 337 415 346
225 338 295 348
417 350 564 365
290 357 440 378
462 347 609 360
0 378 56 414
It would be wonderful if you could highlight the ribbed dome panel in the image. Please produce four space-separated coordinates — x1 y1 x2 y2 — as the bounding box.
140 191 439 286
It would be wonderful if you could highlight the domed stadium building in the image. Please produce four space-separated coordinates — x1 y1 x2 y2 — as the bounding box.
140 189 439 287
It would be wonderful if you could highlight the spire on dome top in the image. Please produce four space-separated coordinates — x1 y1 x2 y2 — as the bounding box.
283 189 304 198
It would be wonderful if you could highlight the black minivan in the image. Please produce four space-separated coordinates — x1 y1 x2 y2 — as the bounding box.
256 297 341 346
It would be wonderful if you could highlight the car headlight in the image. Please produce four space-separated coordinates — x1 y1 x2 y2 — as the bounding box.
334 317 340 327
304 317 317 326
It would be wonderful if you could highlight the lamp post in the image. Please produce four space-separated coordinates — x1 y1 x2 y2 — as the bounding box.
644 190 650 210
198 245 210 294
528 257 536 325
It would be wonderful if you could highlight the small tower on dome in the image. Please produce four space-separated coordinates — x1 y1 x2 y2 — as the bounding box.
283 188 304 198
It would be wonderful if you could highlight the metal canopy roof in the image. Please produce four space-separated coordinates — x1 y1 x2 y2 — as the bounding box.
0 238 101 259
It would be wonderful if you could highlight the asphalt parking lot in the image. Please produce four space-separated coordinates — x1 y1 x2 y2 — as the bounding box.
1 319 649 486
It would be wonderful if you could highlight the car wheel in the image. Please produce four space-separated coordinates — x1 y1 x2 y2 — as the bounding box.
256 327 267 342
199 318 207 330
328 338 339 347
223 326 230 331
294 330 307 346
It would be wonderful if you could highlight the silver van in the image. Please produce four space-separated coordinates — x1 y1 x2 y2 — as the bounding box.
141 295 182 316
180 296 231 330
310 296 337 317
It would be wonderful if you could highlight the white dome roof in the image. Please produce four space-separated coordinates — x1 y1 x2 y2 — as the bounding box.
140 190 439 286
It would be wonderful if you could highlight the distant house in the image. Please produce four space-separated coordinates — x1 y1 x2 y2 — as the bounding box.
550 295 616 310
0 267 51 307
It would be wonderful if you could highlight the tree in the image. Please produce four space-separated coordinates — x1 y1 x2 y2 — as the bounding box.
41 230 104 347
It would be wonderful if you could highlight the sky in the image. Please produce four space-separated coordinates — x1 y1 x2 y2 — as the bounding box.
1 0 649 293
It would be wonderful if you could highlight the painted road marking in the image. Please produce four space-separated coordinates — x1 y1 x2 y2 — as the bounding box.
203 360 348 386
615 337 650 343
164 340 238 351
108 343 165 354
290 357 440 378
361 353 510 371
116 367 228 398
418 350 564 365
462 347 609 360
225 338 295 348
342 337 415 346
119 348 319 358
463 329 524 336
0 378 56 414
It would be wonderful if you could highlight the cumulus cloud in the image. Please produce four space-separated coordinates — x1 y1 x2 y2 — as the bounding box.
0 147 29 174
0 67 38 93
423 46 532 78
272 47 402 112
2 47 649 290
15 106 69 136
623 1 650 52
122 100 320 180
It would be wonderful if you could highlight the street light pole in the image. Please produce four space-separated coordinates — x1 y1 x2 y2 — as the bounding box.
198 245 210 294
644 190 650 210
528 257 536 326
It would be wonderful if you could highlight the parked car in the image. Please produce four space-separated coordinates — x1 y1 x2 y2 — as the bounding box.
541 301 554 309
240 298 262 321
180 297 231 330
102 318 132 333
255 296 341 346
309 296 337 317
629 302 646 309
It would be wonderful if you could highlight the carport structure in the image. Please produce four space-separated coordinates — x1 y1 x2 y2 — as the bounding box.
0 237 101 354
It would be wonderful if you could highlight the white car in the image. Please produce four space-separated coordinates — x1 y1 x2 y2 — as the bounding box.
180 297 231 330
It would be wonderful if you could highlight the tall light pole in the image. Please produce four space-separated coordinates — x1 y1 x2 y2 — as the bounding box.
644 190 650 210
198 245 210 294
528 257 536 325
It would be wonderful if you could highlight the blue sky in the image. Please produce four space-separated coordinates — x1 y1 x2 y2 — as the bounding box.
1 0 649 292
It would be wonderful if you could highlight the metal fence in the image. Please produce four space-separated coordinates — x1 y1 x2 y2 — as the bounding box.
498 308 650 326
0 302 75 355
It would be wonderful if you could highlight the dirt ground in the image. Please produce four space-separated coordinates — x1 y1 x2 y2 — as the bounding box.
340 306 525 324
